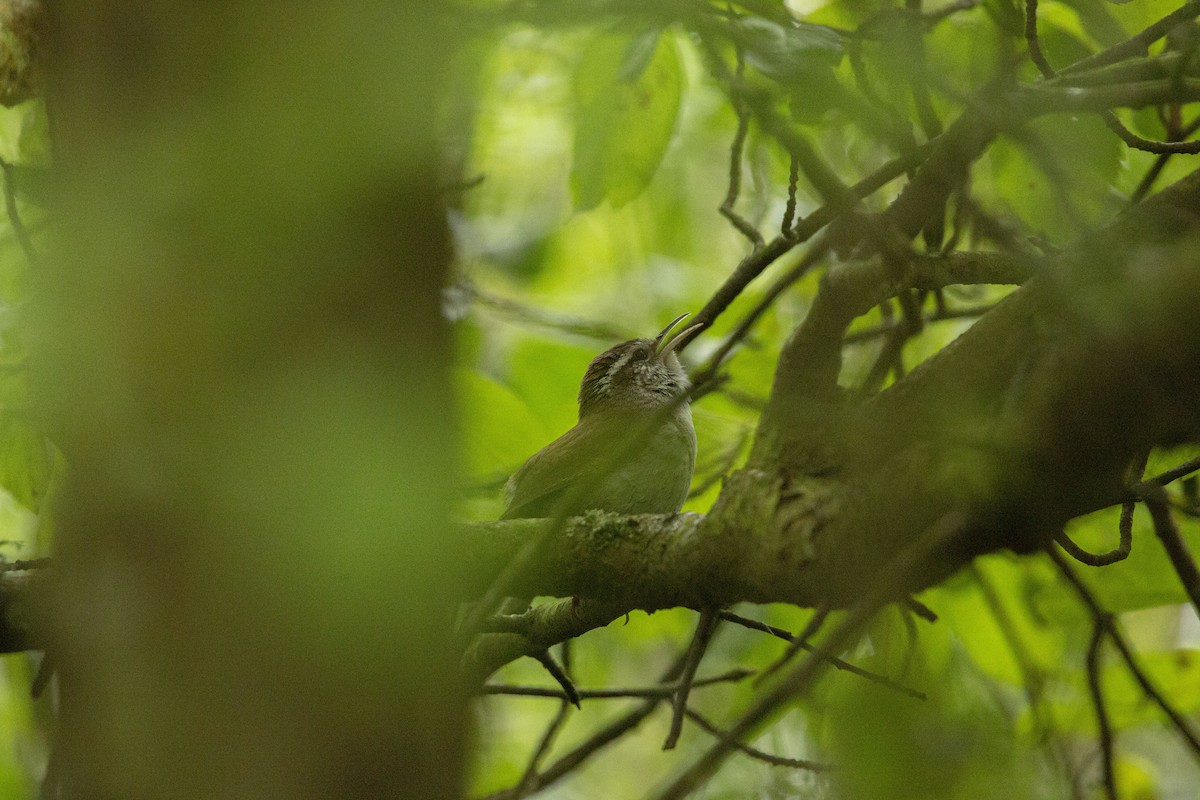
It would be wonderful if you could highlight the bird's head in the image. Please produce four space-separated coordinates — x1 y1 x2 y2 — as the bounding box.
577 313 701 418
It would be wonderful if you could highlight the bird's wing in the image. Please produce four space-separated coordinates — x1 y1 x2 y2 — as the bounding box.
501 421 617 520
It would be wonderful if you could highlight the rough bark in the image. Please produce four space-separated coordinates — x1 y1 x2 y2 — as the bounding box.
465 166 1200 674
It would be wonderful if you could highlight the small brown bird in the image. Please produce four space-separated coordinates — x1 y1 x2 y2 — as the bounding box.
502 313 700 520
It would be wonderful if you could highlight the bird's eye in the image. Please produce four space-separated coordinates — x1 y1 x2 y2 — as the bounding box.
629 347 650 362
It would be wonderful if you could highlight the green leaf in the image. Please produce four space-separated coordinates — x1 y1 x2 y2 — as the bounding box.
570 29 683 211
0 416 50 513
1106 0 1183 40
735 17 843 82
2 163 53 208
1057 0 1129 48
983 113 1122 240
507 336 597 435
982 0 1025 36
455 368 548 485
1050 506 1200 612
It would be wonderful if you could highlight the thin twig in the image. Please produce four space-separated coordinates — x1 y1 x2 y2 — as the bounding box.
905 0 944 148
514 701 570 797
664 609 720 750
782 151 800 235
481 668 755 700
1100 110 1200 154
1131 115 1200 201
1055 527 1131 566
1058 0 1200 77
719 610 926 700
1056 448 1147 566
1147 456 1200 487
514 642 574 797
719 46 764 249
842 302 999 344
679 140 937 356
532 649 580 708
478 649 693 800
858 290 923 395
684 709 833 772
689 237 831 392
453 278 633 341
1024 0 1056 78
1085 618 1117 800
654 513 971 800
972 566 1082 799
902 597 937 622
1048 548 1200 759
754 606 829 686
1139 484 1200 617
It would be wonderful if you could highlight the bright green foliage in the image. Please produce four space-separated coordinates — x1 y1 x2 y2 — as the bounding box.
0 97 51 796
451 0 1200 797
571 29 684 210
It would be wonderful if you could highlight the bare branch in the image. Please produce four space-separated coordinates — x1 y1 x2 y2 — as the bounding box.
478 649 692 800
515 643 574 797
664 610 720 749
781 152 800 236
1024 0 1055 79
532 649 580 708
1147 456 1200 487
653 513 972 800
1058 0 1200 77
754 605 828 685
1139 484 1200 617
481 668 755 700
1049 549 1200 759
1085 618 1117 800
681 135 937 355
684 709 833 772
719 610 927 700
719 49 764 250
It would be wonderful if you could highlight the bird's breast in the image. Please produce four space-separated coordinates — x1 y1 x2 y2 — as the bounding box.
590 405 696 515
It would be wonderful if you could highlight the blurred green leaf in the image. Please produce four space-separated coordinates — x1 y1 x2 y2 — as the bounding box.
982 0 1026 36
983 113 1122 241
735 17 843 82
1106 0 1183 40
571 29 683 210
456 367 548 484
1049 508 1200 612
1058 0 1129 49
506 336 597 435
0 417 49 513
819 644 1031 800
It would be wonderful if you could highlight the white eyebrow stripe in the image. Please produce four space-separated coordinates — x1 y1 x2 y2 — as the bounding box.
601 348 636 390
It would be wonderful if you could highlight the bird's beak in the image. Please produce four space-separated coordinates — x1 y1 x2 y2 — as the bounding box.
654 313 702 362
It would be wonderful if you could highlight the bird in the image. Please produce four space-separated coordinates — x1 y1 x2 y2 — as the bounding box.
502 313 700 520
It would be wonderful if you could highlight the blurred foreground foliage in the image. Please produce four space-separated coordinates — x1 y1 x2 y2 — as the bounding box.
0 0 1195 797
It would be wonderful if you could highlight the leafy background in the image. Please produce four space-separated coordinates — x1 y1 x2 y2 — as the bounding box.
447 1 1200 798
0 0 1195 796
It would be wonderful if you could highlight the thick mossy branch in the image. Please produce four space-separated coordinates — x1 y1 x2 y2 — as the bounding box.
469 169 1200 661
464 507 833 610
756 248 1035 468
